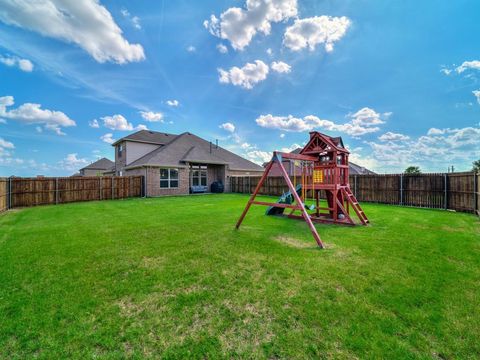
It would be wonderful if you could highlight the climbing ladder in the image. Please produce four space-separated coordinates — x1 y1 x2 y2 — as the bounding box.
342 187 369 225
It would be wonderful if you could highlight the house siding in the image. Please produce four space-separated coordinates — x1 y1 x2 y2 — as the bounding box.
126 142 160 165
80 169 105 176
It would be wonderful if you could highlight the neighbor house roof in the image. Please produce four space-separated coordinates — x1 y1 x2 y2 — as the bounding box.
80 157 114 171
120 131 263 172
349 162 376 175
111 130 177 146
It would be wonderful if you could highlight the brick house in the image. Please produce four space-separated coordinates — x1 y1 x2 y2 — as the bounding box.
78 157 114 176
110 130 264 196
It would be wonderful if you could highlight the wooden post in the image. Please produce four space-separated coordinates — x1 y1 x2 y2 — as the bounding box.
474 173 477 215
7 177 11 210
400 174 404 205
55 177 59 205
444 173 448 210
99 177 102 200
236 161 274 229
112 176 114 200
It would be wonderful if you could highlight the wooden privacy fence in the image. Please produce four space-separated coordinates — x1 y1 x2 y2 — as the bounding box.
0 176 144 210
230 172 480 215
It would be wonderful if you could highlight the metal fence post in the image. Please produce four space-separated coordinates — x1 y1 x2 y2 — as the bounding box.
400 174 403 205
55 177 59 205
444 173 448 210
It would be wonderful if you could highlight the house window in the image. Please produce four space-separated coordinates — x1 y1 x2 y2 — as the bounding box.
118 144 123 158
191 165 207 186
160 168 179 188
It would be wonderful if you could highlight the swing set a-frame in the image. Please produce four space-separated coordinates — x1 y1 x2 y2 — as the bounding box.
235 131 369 248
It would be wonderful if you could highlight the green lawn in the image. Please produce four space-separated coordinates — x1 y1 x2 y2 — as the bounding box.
0 194 479 359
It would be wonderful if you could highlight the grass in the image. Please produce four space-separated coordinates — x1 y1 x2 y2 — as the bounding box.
0 194 479 359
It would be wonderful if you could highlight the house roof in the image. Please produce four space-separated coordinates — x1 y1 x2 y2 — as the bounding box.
349 162 376 175
124 131 264 172
80 157 114 171
111 130 177 146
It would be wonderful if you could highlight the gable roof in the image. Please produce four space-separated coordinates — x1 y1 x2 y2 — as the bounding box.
125 131 263 172
349 162 376 175
112 130 177 146
80 157 114 171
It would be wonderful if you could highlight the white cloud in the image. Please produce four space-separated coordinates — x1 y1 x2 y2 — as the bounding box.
280 133 285 138
0 138 14 150
362 126 480 172
166 100 179 107
271 61 291 73
121 8 141 30
89 119 100 128
0 55 34 72
204 0 297 51
256 107 388 136
0 0 145 64
348 107 386 126
280 143 302 153
59 153 89 171
216 43 228 54
0 95 75 135
18 59 34 72
241 142 251 149
100 133 115 144
245 150 272 165
101 114 145 131
473 90 480 104
266 48 273 56
140 111 164 122
456 60 480 73
283 16 351 52
187 45 196 52
378 132 410 141
219 122 236 133
218 60 269 89
440 67 452 76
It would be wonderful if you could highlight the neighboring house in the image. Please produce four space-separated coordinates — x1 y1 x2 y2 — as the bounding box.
79 157 115 176
264 140 376 176
111 130 264 196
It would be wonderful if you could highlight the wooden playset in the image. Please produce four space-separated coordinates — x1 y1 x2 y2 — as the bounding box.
235 131 369 248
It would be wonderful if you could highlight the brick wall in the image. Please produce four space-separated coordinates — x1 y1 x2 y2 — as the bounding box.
126 167 189 196
115 141 127 175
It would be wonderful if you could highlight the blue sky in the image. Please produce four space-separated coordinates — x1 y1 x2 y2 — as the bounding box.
1 0 479 176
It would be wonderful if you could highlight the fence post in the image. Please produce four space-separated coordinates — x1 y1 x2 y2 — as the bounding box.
99 177 102 200
55 177 59 205
354 175 357 197
7 177 11 210
112 177 114 200
444 173 448 210
9 177 12 209
474 173 477 215
400 174 403 205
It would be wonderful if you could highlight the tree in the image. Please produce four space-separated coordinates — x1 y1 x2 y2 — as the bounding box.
473 159 480 173
404 166 421 174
